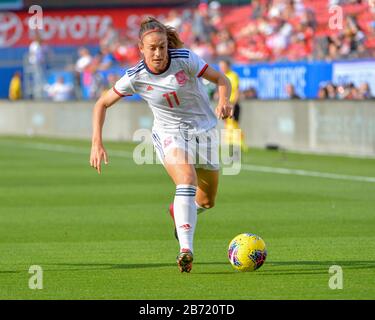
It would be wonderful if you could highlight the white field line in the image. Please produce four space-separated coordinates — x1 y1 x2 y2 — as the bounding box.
1 140 375 183
241 164 375 183
0 140 133 158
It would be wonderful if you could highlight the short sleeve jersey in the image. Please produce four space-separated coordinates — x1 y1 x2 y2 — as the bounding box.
113 48 217 134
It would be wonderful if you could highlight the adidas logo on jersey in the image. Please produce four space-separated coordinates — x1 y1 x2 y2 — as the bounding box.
147 85 154 91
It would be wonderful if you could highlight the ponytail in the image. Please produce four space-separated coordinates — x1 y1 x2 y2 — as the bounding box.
165 26 184 49
139 16 184 49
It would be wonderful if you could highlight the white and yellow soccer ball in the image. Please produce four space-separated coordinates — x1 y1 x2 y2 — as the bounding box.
228 233 267 272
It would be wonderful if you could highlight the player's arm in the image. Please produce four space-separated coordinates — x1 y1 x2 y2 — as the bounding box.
201 66 233 119
90 88 123 174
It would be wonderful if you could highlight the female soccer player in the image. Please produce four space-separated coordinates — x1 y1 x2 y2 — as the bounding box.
90 17 232 273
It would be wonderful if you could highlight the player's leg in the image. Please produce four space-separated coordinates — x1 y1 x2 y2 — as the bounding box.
233 102 240 123
194 127 220 212
163 148 197 272
195 168 219 214
233 103 248 152
169 167 218 219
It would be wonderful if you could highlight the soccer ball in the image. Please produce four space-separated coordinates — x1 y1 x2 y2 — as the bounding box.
228 233 267 272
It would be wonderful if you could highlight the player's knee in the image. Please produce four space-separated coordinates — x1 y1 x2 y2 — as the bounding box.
200 199 215 209
177 175 197 187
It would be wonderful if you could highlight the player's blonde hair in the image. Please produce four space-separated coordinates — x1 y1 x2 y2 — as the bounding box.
139 16 184 49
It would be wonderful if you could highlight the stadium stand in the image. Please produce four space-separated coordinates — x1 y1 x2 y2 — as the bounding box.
1 0 375 100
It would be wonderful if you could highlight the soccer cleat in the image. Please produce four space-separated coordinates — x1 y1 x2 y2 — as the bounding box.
168 203 179 241
176 248 193 273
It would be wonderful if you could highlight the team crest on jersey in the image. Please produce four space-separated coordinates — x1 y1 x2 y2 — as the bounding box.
164 136 173 148
175 70 188 86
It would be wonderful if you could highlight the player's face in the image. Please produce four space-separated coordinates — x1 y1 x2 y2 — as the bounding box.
140 32 168 73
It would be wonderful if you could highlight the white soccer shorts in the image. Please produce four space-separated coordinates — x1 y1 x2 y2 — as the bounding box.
151 127 220 171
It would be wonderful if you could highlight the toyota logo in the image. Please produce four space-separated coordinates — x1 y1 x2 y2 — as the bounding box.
0 12 22 47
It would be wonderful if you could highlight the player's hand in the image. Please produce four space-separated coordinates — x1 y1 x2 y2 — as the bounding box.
90 143 109 174
215 101 234 120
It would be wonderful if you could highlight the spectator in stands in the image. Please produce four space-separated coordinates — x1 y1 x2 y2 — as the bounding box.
112 37 139 67
99 73 120 97
107 73 120 89
257 17 274 37
28 33 48 99
336 84 350 99
318 82 374 100
192 2 216 42
280 0 298 21
326 34 341 61
285 84 301 99
300 7 317 31
44 76 74 102
266 15 293 59
75 47 92 73
329 0 362 4
208 0 222 28
164 9 182 30
317 86 328 99
345 83 359 99
250 0 264 20
190 37 215 64
358 82 373 99
97 46 116 71
100 22 119 49
29 34 47 66
370 2 375 37
179 19 194 47
295 19 314 57
238 36 271 62
326 83 338 99
80 52 107 100
8 71 22 101
339 34 354 59
243 87 258 99
324 15 367 61
73 47 93 99
347 16 367 57
371 18 375 36
215 28 236 61
286 32 309 61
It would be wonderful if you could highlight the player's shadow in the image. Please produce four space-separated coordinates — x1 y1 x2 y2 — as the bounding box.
46 260 375 275
46 261 229 272
49 262 175 271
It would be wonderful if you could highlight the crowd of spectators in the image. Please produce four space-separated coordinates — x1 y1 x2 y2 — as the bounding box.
235 0 317 62
317 81 374 99
316 15 368 61
16 0 375 101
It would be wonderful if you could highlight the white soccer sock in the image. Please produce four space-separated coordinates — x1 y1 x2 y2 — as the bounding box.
195 201 207 215
174 184 197 253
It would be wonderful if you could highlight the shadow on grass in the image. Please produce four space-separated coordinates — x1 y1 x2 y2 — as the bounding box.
254 260 375 276
196 260 375 275
43 261 229 272
41 260 375 276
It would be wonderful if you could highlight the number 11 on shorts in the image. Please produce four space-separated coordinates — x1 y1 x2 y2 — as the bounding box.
163 91 180 108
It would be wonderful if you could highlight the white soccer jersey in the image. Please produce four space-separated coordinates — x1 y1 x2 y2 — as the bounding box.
113 48 217 134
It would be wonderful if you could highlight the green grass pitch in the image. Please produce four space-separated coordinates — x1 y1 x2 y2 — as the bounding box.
0 136 374 299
